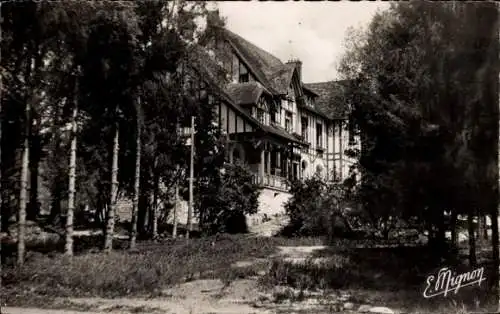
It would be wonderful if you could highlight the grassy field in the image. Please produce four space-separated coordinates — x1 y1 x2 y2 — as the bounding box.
3 234 498 313
2 235 322 301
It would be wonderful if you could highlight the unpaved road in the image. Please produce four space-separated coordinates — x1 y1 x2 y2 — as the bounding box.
3 309 108 314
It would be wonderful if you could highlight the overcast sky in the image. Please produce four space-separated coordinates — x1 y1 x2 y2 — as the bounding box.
215 2 388 83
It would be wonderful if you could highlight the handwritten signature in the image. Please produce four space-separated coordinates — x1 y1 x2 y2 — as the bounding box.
423 266 486 298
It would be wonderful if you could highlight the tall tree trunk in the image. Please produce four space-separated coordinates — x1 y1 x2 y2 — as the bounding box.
468 212 477 267
435 208 446 254
450 209 458 247
18 100 30 266
477 213 482 242
0 19 3 288
65 80 78 256
151 169 159 240
137 176 148 235
49 105 62 224
490 209 499 301
483 4 500 307
482 215 489 241
28 121 40 221
187 116 195 239
130 104 141 250
104 121 119 252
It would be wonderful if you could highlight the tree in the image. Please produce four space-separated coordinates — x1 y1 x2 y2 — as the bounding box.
129 97 142 250
65 70 80 256
79 4 140 252
339 1 499 304
1 1 58 266
198 162 260 235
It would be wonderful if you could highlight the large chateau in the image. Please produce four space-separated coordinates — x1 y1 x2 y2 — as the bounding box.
179 28 360 224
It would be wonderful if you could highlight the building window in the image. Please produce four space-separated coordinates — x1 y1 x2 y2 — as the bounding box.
285 111 293 132
301 117 308 142
257 108 265 124
273 103 281 124
316 123 323 147
270 108 276 124
239 61 249 83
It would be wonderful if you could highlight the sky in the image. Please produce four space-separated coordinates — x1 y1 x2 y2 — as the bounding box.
215 1 389 83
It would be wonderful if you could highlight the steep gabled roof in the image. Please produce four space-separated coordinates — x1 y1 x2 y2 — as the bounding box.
269 63 296 94
186 47 260 127
225 82 271 106
302 85 320 97
224 29 298 95
303 80 351 120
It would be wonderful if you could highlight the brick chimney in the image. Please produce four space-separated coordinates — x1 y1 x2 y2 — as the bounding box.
207 9 224 30
287 59 302 82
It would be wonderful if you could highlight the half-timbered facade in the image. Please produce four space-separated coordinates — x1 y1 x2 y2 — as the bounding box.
193 28 359 222
206 29 357 183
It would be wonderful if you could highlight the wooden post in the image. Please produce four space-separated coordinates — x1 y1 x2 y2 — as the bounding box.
259 149 265 182
186 116 194 239
172 165 179 239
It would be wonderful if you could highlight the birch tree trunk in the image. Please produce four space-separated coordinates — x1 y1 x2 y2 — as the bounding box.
152 170 159 240
104 121 119 252
130 103 141 250
65 81 78 256
18 100 30 266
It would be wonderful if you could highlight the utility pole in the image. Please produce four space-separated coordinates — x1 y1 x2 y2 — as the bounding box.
186 116 194 239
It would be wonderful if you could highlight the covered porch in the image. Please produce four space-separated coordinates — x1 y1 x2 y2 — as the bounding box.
228 130 306 191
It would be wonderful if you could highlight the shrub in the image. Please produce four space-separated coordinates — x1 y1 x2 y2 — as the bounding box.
197 162 261 235
284 176 328 236
283 176 366 239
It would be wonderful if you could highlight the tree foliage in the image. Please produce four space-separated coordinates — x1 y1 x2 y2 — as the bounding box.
198 162 260 235
1 0 250 255
339 2 498 246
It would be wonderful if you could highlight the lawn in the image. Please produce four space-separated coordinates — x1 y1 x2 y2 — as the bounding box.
3 233 498 313
2 234 323 305
261 238 498 313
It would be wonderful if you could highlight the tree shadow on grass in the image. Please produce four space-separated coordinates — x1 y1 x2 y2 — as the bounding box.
266 243 498 312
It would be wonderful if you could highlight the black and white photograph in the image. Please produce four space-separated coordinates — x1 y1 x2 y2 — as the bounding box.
0 1 499 313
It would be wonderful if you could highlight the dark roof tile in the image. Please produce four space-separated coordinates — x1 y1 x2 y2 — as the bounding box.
225 82 270 106
303 80 352 120
224 29 297 94
261 124 303 144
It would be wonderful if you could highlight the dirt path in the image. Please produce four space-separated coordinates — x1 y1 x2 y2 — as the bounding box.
3 309 109 314
2 245 329 314
3 245 398 314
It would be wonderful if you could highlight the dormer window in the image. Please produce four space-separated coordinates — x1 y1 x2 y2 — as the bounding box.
239 61 249 83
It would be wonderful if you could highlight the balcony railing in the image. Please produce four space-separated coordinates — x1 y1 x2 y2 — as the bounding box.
252 174 290 191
